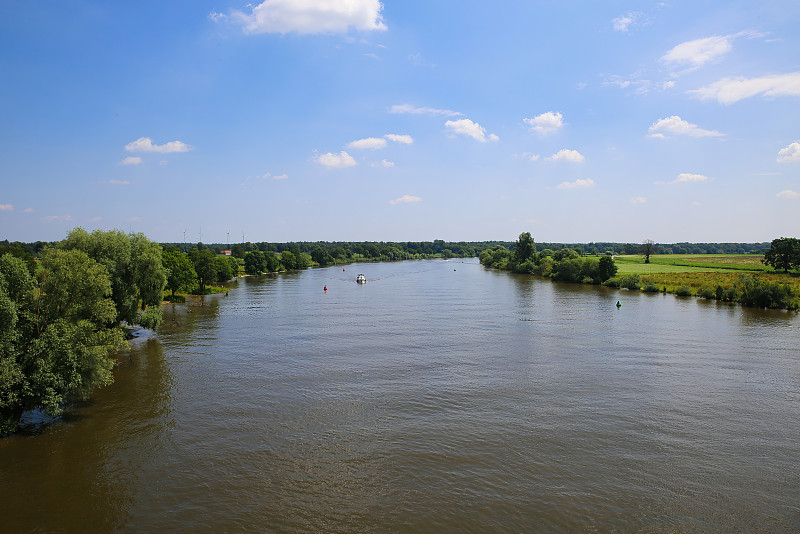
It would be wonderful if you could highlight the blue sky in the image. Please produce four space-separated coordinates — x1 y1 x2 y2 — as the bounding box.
1 1 799 244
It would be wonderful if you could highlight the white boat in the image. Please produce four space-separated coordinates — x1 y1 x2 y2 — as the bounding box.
356 274 366 284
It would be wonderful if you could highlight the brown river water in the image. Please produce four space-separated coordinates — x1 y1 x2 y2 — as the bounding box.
1 258 799 532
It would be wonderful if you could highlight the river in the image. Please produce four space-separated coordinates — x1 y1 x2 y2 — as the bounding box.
1 258 799 531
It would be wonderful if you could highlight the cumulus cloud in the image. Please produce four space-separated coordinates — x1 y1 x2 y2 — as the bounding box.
673 173 708 184
119 156 142 166
630 196 647 204
549 149 585 162
523 111 563 134
385 134 413 144
389 104 462 117
381 159 395 167
444 119 498 142
648 116 723 138
662 34 736 71
688 73 800 105
777 141 800 163
227 0 386 35
316 151 357 168
557 178 594 190
777 189 800 199
390 194 421 204
347 137 387 150
0 204 13 211
125 137 192 153
107 179 130 186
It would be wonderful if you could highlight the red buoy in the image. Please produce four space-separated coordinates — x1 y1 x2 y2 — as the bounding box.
324 286 327 291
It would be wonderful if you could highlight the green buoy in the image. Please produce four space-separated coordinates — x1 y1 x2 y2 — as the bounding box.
616 301 621 308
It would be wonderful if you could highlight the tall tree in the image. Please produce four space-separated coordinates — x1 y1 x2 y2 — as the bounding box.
640 239 655 264
763 237 800 273
162 250 197 297
188 248 217 292
514 232 535 263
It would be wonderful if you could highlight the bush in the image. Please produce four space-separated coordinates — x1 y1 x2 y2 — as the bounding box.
602 277 620 288
619 274 641 290
676 285 693 297
697 286 715 299
641 282 660 293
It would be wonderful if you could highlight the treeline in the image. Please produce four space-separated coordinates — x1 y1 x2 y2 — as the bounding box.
1 228 167 435
161 239 494 263
480 233 619 284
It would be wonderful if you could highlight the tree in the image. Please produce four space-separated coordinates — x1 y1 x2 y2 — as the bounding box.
60 228 166 328
514 232 535 263
597 255 617 282
640 239 655 264
1 251 125 435
188 248 217 292
162 250 197 297
763 237 800 273
231 244 246 259
244 251 265 275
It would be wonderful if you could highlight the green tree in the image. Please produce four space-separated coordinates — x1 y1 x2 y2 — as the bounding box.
231 244 245 259
762 237 800 273
279 250 296 270
244 251 265 275
188 248 217 292
514 232 535 264
1 251 125 435
60 228 166 328
597 255 617 282
162 250 197 297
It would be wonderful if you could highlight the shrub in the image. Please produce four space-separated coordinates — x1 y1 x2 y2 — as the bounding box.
697 286 715 299
619 274 641 290
676 285 693 297
602 277 620 287
641 282 660 293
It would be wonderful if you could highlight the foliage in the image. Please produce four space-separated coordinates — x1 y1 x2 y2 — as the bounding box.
244 250 265 275
60 228 166 328
1 251 126 435
188 248 217 292
640 239 655 264
514 232 535 264
762 237 800 273
162 250 197 296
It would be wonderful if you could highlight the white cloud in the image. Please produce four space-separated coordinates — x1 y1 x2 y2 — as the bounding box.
273 173 288 180
23 208 33 213
389 104 462 117
107 179 130 186
630 196 647 204
444 119 499 142
119 156 142 166
603 74 653 95
673 173 708 184
89 216 102 222
229 0 386 35
316 151 357 168
557 178 594 190
662 35 735 71
612 12 643 32
549 149 585 162
347 137 387 150
390 194 421 204
0 204 13 211
257 172 288 180
777 141 800 163
125 137 192 153
648 116 723 138
777 189 800 199
688 73 800 105
45 215 73 222
385 134 413 144
381 159 395 167
523 111 563 134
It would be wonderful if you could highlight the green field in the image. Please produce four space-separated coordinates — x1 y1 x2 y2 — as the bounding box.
614 254 770 273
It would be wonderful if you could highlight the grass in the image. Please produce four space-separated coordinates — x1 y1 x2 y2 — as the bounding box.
608 254 800 308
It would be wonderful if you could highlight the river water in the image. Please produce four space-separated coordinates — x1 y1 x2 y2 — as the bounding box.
1 258 799 532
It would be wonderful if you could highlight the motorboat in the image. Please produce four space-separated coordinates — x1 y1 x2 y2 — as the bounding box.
356 274 366 284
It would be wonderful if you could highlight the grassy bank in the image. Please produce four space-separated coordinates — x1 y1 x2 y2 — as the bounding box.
610 255 799 310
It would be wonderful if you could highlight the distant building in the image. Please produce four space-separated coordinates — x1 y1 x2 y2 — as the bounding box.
222 250 232 256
